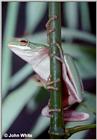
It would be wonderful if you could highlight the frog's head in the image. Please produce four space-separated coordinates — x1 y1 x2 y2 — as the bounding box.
8 38 44 63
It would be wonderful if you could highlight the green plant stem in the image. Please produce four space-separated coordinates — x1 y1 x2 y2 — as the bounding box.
64 124 96 138
48 2 65 139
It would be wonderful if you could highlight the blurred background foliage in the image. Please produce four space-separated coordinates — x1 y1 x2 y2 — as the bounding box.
2 2 96 139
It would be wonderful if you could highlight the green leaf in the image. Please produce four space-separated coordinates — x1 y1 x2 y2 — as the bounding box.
9 64 32 89
61 28 95 43
64 2 79 29
2 79 40 134
79 2 91 32
25 2 47 33
30 116 49 138
2 2 19 97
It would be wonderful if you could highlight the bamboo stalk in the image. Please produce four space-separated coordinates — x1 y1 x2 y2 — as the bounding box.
48 2 65 138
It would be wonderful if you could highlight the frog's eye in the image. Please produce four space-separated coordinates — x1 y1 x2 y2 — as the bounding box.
20 40 28 46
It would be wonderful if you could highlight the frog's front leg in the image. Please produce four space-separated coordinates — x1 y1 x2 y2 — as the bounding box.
32 74 60 91
46 16 58 44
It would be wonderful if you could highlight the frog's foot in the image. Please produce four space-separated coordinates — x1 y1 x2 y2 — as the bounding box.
46 75 60 90
46 16 57 34
32 74 60 91
46 16 58 43
31 74 46 87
